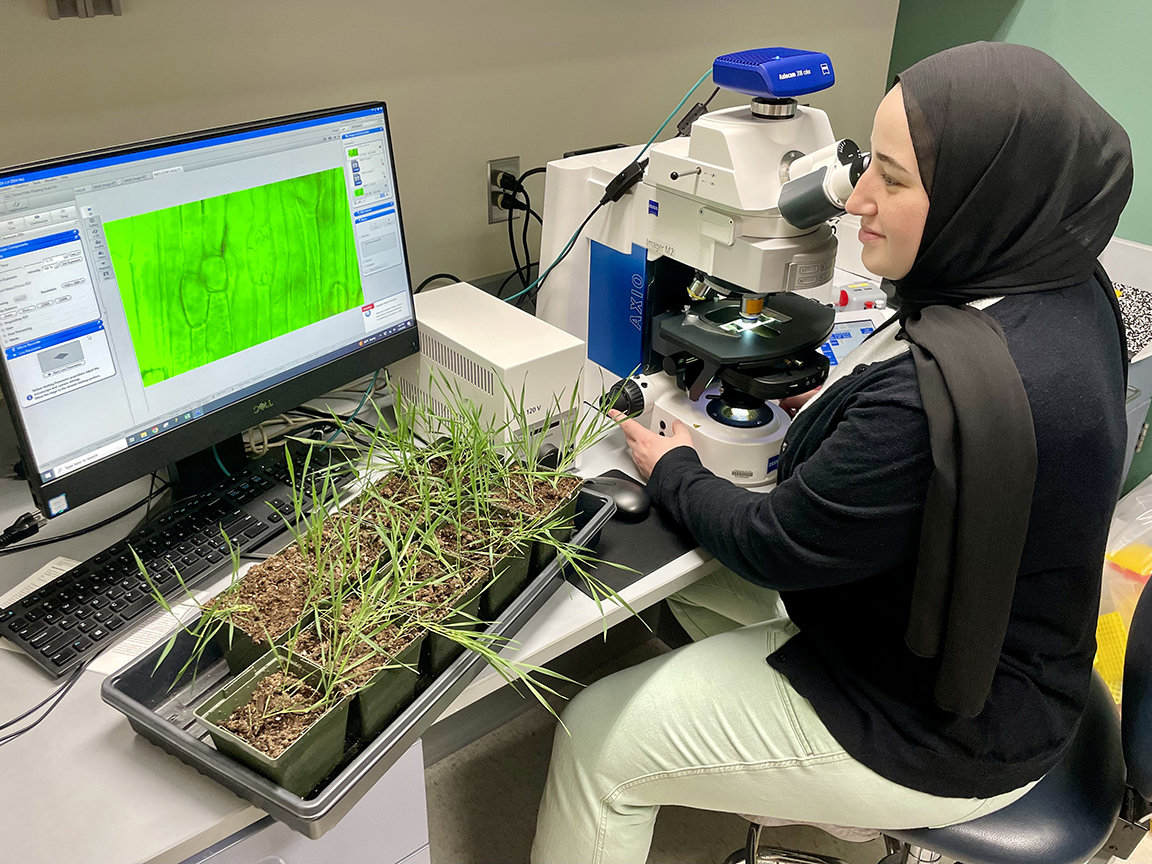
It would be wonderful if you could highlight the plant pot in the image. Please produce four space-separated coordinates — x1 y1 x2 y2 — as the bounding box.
479 539 532 620
212 619 296 675
528 486 581 577
194 649 350 797
350 631 426 740
421 578 486 679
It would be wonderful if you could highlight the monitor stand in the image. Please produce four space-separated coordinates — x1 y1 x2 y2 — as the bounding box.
167 434 247 500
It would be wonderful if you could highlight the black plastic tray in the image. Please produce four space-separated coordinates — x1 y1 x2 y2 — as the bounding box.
101 489 614 839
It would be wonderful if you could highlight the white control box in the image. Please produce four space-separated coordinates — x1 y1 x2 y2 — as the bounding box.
387 282 586 451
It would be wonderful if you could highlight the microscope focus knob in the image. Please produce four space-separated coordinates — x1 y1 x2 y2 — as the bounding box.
602 378 646 415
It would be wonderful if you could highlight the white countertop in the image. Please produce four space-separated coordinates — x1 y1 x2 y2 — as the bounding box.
0 415 714 864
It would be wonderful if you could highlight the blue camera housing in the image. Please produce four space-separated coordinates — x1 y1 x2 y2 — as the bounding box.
713 47 835 99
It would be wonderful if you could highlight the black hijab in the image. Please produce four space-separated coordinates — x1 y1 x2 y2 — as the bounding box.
890 42 1132 717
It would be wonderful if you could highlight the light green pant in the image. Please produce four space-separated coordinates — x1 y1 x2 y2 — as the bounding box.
531 569 1034 864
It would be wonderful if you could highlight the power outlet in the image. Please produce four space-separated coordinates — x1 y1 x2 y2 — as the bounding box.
487 156 520 224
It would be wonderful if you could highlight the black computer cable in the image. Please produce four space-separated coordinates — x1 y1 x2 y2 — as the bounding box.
494 167 546 290
498 262 536 299
0 657 84 733
517 168 546 288
0 654 95 748
414 273 462 293
504 190 531 289
0 475 169 557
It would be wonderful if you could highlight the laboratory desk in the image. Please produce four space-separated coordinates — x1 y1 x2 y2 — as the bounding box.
0 423 719 864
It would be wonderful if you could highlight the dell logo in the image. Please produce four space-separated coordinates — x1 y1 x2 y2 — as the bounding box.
253 400 274 415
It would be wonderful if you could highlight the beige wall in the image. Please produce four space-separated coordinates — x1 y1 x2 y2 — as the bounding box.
0 0 898 284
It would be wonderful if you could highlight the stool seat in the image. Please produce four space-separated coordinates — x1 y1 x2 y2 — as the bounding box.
888 675 1125 864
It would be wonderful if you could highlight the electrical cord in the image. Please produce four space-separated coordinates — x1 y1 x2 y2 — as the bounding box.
517 168 546 287
505 202 604 305
499 262 536 299
637 68 713 161
495 168 547 291
0 655 94 748
414 273 462 293
503 68 712 308
323 369 379 447
519 195 539 290
211 444 232 478
0 476 169 557
506 189 530 289
675 86 721 137
245 373 384 456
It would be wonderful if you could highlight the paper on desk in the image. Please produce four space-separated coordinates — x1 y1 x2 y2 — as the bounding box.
86 572 235 677
0 556 79 608
0 557 80 652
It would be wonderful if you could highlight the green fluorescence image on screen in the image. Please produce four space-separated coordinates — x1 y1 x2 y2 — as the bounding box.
104 167 364 387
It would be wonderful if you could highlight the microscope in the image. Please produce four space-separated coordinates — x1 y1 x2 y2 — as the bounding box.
537 48 869 486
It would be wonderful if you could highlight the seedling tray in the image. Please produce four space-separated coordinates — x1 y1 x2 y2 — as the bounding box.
100 489 613 839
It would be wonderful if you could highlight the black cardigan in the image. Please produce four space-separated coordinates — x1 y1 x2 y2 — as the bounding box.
647 278 1126 798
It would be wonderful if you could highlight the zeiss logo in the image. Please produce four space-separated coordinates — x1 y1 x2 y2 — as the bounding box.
253 400 274 415
648 200 659 216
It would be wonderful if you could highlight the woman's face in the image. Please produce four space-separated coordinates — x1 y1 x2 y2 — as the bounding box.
845 83 930 280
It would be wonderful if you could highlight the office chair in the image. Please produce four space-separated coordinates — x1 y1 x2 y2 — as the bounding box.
725 580 1152 864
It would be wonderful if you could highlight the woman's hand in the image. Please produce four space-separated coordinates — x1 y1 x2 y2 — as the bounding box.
778 387 821 418
608 410 696 480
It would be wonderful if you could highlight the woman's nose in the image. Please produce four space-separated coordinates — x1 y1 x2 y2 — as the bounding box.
846 181 877 218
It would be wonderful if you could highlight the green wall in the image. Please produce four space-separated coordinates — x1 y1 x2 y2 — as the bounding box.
888 0 1152 245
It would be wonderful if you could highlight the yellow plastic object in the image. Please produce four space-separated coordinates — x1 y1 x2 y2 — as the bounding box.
1095 611 1129 704
1105 542 1152 581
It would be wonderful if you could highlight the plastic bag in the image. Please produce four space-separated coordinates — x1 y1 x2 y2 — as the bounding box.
1096 474 1152 701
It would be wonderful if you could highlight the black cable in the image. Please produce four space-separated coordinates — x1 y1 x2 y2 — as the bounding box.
414 273 462 293
0 477 169 557
517 169 546 288
499 167 548 291
0 658 92 746
518 185 535 288
498 262 536 299
507 193 530 289
0 673 75 732
143 471 162 526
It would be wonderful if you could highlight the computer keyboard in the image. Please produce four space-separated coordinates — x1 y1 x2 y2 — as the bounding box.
0 449 351 678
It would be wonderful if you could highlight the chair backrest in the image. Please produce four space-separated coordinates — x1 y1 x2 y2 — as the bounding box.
1123 579 1152 799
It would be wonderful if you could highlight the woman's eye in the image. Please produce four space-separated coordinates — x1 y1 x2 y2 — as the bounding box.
882 173 898 187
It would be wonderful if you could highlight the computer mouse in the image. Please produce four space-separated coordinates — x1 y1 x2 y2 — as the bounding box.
583 475 651 522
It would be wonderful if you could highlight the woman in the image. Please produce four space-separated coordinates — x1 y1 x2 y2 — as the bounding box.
532 42 1133 864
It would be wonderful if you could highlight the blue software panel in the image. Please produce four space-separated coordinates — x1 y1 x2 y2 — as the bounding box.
588 241 648 379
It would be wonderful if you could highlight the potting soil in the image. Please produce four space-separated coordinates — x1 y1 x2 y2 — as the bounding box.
295 605 420 690
494 472 582 521
216 549 309 642
222 672 328 758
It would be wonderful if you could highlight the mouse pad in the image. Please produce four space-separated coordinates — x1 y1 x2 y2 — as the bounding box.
570 469 698 598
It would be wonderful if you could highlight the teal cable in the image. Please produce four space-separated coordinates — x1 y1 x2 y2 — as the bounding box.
324 369 378 445
637 68 713 161
504 67 713 305
211 444 231 478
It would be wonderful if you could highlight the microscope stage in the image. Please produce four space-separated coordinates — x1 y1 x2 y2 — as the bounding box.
655 291 834 368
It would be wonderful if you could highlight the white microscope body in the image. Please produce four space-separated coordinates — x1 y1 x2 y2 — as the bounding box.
537 49 866 486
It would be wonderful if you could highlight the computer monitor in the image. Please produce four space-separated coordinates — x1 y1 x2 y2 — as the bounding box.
0 102 419 518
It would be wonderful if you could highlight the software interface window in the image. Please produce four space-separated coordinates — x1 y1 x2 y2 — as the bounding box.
0 107 414 484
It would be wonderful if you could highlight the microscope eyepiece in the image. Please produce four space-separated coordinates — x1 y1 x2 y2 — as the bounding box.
777 138 870 230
